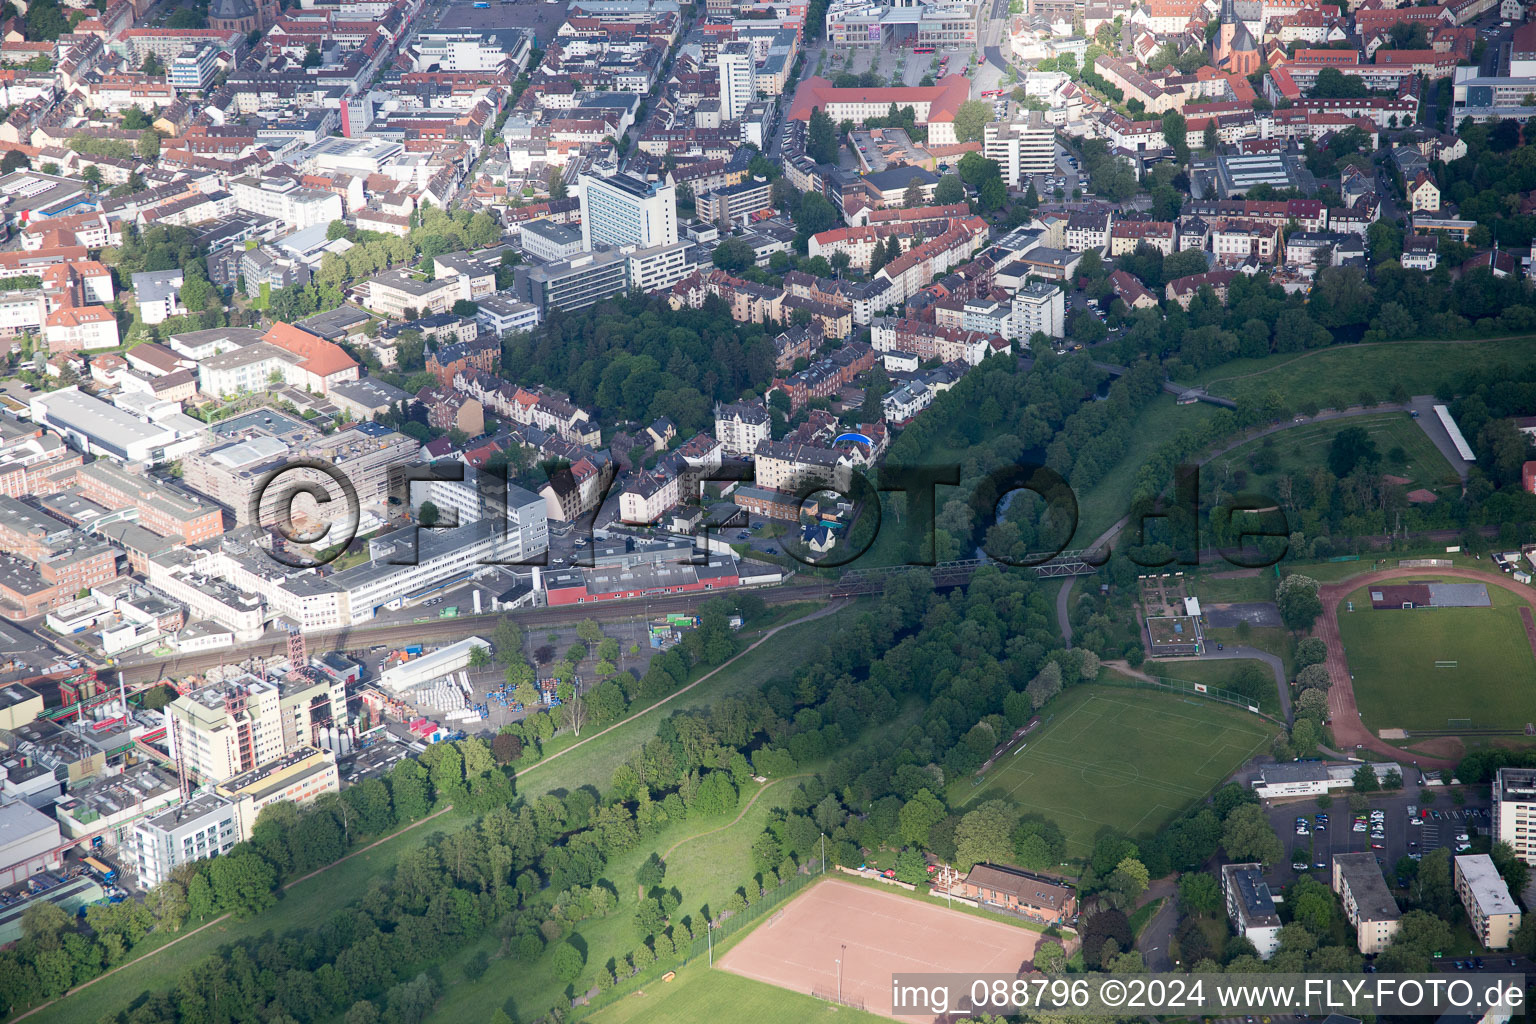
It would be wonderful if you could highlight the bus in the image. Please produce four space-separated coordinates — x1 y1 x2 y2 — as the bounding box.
82 856 117 884
913 46 935 54
981 88 1004 97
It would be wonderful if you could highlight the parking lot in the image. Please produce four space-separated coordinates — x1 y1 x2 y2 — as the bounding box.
1261 786 1491 890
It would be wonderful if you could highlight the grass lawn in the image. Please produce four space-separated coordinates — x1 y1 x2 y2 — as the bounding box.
23 806 479 1024
1073 394 1221 545
31 605 859 1024
1192 573 1274 604
428 774 811 1024
515 604 861 803
1144 658 1280 714
586 965 892 1024
1210 412 1461 501
1128 897 1165 940
1185 338 1536 409
1199 625 1295 680
951 685 1274 860
1337 584 1536 733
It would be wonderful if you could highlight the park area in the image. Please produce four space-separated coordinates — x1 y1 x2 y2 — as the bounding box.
1337 583 1536 734
952 686 1274 859
588 967 890 1024
716 879 1043 1022
1213 412 1460 500
1184 336 1536 409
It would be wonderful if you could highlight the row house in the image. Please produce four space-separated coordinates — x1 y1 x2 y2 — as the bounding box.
875 217 990 306
705 269 784 324
1183 198 1328 234
771 323 818 371
538 453 613 524
1293 96 1418 128
1109 220 1176 256
1210 218 1284 265
781 271 891 328
415 385 485 436
427 335 498 386
870 317 994 366
768 342 876 413
782 294 852 341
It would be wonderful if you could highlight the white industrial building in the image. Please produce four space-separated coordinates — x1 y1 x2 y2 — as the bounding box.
0 800 63 888
29 387 204 466
131 791 240 889
380 636 491 692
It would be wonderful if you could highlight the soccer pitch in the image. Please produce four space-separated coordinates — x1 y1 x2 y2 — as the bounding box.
1338 599 1536 733
952 686 1275 859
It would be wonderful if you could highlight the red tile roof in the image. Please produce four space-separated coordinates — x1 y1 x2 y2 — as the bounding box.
261 321 358 378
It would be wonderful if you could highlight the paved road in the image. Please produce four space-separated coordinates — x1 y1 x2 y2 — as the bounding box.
1133 879 1178 972
1407 395 1473 481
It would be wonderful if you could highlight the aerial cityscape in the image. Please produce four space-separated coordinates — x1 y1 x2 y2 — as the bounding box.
1 0 1536 1020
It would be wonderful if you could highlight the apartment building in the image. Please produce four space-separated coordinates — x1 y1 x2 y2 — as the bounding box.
1011 281 1066 341
984 114 1056 188
1454 853 1522 950
366 267 463 319
871 317 993 365
753 439 851 494
714 401 771 457
717 40 755 121
229 176 343 231
521 248 630 314
1332 852 1402 954
1494 767 1536 865
1222 862 1282 959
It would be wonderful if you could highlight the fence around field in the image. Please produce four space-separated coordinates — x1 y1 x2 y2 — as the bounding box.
570 865 824 1019
1108 671 1282 723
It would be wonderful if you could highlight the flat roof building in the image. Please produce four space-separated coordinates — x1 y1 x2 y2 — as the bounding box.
131 791 240 889
1493 767 1536 866
1332 852 1401 954
1222 862 1282 959
1454 853 1521 950
0 800 62 888
30 387 202 465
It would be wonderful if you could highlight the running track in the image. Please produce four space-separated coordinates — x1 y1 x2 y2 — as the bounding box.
1316 567 1536 771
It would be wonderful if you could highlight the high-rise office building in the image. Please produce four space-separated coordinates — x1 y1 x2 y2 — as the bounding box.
718 41 756 122
578 172 677 252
